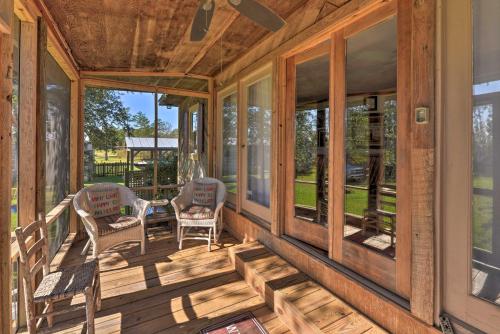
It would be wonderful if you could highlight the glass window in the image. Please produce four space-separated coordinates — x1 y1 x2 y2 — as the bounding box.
246 76 272 208
190 106 198 154
294 54 330 225
45 53 70 260
221 92 238 197
471 0 500 305
343 17 398 259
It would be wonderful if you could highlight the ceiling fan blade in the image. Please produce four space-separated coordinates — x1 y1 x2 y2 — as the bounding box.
228 0 285 32
190 0 215 42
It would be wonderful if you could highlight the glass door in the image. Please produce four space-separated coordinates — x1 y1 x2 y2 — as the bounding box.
240 66 273 222
442 0 500 331
330 9 410 297
284 41 331 250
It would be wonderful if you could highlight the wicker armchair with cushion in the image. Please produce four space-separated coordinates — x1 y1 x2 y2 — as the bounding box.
73 183 151 258
171 177 226 251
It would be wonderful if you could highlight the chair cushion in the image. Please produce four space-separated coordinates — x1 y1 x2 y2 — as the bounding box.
33 260 97 302
192 181 217 208
87 187 121 218
95 214 141 236
179 205 215 220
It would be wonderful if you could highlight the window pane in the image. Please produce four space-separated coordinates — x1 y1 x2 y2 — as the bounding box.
246 76 272 208
157 93 179 208
343 17 397 259
222 93 237 196
11 16 20 232
471 0 500 305
45 53 70 260
294 54 330 225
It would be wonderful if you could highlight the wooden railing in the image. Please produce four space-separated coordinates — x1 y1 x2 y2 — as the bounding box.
10 194 75 261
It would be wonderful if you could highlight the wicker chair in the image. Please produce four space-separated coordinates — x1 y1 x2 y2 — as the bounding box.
171 178 226 251
15 213 101 334
73 183 151 258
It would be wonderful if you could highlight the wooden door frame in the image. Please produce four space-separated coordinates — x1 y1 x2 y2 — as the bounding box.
441 0 500 331
239 64 273 223
216 83 238 205
332 3 410 297
283 41 331 250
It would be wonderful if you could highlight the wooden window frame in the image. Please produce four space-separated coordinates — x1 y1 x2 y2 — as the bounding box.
217 83 238 205
284 41 331 250
239 64 273 223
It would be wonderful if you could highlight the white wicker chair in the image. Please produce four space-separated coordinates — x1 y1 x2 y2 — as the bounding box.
171 178 226 251
73 183 151 258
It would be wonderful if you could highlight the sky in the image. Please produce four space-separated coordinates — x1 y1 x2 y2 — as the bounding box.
119 91 179 128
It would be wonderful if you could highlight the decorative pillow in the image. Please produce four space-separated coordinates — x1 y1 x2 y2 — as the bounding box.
87 188 121 218
192 181 217 209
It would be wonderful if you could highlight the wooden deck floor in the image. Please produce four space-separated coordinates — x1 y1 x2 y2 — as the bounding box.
27 228 291 334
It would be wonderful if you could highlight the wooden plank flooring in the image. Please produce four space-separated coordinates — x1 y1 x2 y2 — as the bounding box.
22 228 291 334
229 242 388 334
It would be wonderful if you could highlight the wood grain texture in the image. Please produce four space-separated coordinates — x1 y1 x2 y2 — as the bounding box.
0 3 14 333
395 0 412 300
19 20 37 228
42 0 306 76
224 207 441 334
409 0 436 325
215 0 387 85
17 229 291 334
69 80 79 233
230 241 387 333
36 18 47 215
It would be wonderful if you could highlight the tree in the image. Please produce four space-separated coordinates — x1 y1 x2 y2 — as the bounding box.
132 112 154 137
84 88 131 160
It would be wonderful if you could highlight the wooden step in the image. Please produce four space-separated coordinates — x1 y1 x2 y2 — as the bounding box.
229 241 388 334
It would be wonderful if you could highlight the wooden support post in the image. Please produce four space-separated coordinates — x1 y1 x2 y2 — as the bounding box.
409 0 436 325
207 78 214 177
76 79 85 239
153 91 158 197
0 3 13 334
19 20 37 228
69 80 79 233
35 18 47 215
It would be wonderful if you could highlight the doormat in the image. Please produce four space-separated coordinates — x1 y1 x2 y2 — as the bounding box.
200 312 269 334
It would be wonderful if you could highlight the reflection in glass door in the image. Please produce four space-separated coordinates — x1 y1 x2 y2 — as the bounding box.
285 42 331 250
471 0 500 306
331 12 408 296
443 0 500 330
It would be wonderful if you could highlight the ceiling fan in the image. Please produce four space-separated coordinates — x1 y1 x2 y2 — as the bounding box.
190 0 286 42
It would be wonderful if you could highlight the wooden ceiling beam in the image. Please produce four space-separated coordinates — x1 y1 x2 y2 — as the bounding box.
80 70 211 80
82 77 210 99
184 11 239 75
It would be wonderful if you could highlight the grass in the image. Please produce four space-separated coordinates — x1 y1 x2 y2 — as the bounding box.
85 175 125 187
94 149 126 163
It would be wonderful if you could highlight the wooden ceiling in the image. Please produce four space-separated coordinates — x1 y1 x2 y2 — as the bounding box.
42 0 336 77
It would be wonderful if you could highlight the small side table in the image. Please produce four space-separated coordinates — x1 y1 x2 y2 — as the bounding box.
146 199 172 235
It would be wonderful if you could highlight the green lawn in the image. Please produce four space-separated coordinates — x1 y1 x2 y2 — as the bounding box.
85 175 125 187
94 149 126 163
472 175 493 251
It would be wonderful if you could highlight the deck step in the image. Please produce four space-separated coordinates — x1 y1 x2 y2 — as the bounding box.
229 241 387 334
